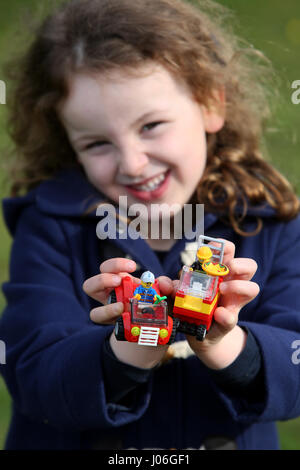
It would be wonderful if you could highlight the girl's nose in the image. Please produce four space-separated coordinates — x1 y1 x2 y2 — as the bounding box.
118 144 149 177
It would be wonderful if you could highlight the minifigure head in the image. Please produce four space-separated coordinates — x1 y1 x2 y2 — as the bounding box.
196 246 213 263
140 271 155 288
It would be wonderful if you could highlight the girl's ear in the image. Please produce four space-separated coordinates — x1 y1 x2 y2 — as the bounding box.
202 88 226 134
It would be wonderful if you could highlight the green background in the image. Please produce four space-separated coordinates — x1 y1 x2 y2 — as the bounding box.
0 0 299 450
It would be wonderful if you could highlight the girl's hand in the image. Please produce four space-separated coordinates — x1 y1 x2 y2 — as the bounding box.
82 257 138 324
186 240 260 370
82 257 174 369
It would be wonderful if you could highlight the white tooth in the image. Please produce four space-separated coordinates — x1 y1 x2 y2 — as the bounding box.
134 172 167 191
148 180 157 189
152 177 161 186
139 184 150 191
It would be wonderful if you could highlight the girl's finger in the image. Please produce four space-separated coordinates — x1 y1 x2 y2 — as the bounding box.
156 276 175 296
219 279 260 311
208 239 235 265
83 272 140 304
196 305 239 343
203 280 259 341
90 302 124 325
226 258 258 282
100 257 136 274
82 273 122 302
171 279 180 297
213 305 238 332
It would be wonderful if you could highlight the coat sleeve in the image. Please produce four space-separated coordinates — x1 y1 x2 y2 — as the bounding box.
213 215 300 424
0 205 152 431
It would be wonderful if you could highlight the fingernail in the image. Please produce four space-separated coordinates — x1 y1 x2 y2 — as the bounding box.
82 280 88 292
90 309 97 321
113 303 123 315
127 261 136 271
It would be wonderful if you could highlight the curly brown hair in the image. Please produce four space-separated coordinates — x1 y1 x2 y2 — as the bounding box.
2 0 299 235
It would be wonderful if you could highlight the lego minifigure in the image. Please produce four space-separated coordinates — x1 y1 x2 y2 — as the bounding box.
133 271 159 304
190 246 213 273
113 275 177 346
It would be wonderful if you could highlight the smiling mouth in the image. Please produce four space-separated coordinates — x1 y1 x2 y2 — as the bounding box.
127 170 170 192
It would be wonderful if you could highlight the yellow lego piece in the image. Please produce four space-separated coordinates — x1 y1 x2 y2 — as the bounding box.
174 292 220 315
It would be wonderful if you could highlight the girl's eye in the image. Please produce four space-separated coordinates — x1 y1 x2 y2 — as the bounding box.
142 121 163 132
85 141 109 151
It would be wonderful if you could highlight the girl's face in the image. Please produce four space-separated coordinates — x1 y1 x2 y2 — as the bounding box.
58 63 224 218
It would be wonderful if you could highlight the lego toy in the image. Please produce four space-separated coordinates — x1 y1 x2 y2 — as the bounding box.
190 245 213 273
111 273 177 346
173 235 229 341
133 271 159 303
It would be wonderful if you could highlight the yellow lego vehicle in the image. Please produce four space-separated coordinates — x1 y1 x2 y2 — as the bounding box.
173 236 229 341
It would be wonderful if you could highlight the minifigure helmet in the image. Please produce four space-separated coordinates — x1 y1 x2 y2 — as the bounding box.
197 246 213 261
141 271 155 284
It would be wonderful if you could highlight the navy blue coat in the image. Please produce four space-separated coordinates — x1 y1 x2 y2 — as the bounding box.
1 169 300 450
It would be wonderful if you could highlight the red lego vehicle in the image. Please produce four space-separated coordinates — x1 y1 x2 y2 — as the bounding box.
111 275 178 346
173 236 229 341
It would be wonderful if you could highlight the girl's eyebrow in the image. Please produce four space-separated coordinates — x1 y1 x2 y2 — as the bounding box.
73 133 107 146
133 109 168 126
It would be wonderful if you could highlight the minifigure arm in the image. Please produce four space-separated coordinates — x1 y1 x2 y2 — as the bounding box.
133 285 142 300
190 260 203 271
151 288 158 302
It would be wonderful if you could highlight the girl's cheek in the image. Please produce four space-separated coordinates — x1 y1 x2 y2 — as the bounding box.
98 166 119 190
88 155 116 179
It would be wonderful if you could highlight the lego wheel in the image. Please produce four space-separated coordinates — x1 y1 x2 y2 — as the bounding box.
176 320 186 334
179 321 197 336
107 289 117 304
114 317 125 341
167 318 180 345
196 325 207 341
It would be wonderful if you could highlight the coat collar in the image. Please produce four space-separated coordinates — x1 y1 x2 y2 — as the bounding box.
2 168 102 235
36 168 104 217
3 167 276 238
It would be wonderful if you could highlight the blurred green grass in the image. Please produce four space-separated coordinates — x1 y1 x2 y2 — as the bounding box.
0 0 299 450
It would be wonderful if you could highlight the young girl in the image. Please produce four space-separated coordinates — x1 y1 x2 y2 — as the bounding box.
1 0 300 450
